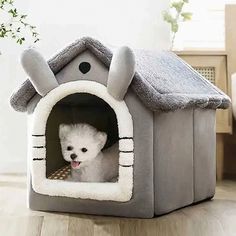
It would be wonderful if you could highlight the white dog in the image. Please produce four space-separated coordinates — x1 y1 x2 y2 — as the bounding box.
59 123 119 182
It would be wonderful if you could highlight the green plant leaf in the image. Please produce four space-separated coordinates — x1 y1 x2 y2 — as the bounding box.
181 12 192 21
8 8 17 17
171 1 184 13
20 14 27 19
163 11 175 23
34 38 40 43
171 22 179 33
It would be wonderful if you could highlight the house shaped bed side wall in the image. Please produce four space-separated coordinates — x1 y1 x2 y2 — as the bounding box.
10 37 230 218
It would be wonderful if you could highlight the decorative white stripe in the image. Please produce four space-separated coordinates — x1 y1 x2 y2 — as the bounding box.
119 152 134 166
32 147 46 158
30 81 133 202
32 136 45 147
119 139 134 152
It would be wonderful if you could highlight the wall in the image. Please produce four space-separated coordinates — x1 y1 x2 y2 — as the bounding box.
0 0 170 173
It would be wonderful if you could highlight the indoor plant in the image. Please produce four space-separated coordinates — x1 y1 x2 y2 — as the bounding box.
163 0 192 50
0 0 39 46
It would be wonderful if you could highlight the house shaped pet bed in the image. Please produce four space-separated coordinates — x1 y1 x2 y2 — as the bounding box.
10 37 230 218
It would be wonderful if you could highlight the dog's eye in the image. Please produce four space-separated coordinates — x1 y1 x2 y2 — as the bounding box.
81 147 88 153
67 146 73 151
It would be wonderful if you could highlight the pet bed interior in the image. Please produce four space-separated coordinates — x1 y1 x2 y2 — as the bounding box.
48 164 71 180
45 92 119 178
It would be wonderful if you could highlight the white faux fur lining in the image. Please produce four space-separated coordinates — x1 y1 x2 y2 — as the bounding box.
30 81 134 202
119 139 134 152
32 136 45 147
119 153 134 166
32 146 46 158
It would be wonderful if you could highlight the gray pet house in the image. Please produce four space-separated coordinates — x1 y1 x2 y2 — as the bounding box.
10 37 230 218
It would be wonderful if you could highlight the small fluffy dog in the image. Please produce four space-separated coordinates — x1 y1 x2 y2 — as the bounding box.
59 123 119 182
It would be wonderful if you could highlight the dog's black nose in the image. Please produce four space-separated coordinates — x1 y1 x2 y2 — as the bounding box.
70 153 77 160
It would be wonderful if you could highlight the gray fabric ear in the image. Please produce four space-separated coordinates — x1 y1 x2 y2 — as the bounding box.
107 46 135 100
21 48 58 96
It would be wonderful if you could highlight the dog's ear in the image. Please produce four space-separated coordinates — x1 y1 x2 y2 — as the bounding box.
59 124 71 140
96 131 107 150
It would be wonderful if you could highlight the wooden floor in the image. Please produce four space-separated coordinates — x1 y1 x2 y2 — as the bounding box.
0 174 236 236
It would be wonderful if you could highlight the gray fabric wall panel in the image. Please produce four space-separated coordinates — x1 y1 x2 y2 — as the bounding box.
56 50 109 86
193 109 216 202
154 109 194 215
28 90 155 218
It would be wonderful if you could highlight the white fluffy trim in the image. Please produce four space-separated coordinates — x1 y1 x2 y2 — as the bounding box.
29 81 134 202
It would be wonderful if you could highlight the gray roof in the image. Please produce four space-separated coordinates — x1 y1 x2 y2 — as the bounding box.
10 37 230 112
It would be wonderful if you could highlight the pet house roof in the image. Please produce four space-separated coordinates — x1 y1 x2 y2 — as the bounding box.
10 37 230 112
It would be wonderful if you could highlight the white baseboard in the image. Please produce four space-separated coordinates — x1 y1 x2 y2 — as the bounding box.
0 161 26 174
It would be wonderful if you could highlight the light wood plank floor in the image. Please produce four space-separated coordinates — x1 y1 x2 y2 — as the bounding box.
0 174 236 236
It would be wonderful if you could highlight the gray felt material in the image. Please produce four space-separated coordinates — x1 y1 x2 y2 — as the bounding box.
21 48 58 96
10 37 230 112
153 109 216 215
193 109 216 202
56 50 109 86
107 46 135 100
28 89 155 218
154 109 194 215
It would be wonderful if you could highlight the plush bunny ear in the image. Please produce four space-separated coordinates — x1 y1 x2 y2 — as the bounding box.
107 46 135 100
21 48 58 96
